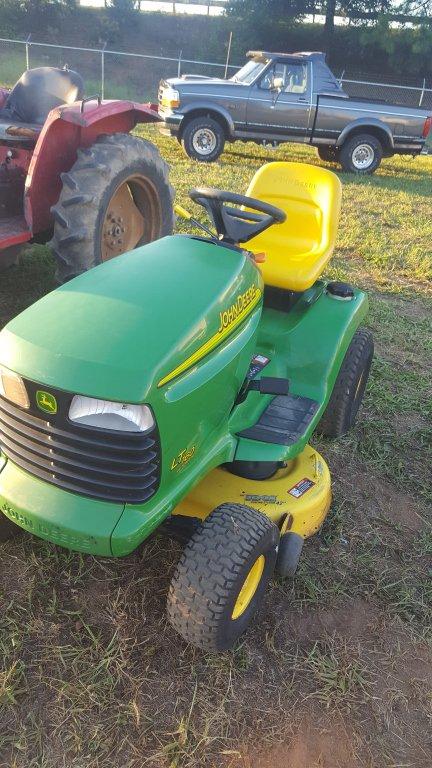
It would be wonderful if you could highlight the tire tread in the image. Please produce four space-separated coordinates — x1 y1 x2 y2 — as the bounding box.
167 504 278 651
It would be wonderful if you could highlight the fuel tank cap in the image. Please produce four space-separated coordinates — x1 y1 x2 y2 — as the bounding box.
327 281 355 300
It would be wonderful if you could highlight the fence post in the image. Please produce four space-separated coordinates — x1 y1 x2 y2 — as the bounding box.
419 77 425 107
224 31 233 79
101 42 107 100
178 50 182 78
25 34 32 71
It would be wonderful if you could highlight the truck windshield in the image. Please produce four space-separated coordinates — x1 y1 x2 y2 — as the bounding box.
231 59 269 85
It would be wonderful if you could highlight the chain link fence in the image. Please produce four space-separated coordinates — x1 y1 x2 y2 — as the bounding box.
339 71 432 111
0 37 237 101
0 36 431 109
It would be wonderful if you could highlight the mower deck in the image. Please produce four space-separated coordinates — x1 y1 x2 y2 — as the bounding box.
173 444 331 539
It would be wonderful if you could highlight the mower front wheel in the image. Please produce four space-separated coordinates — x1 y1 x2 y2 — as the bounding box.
50 133 174 283
167 503 278 651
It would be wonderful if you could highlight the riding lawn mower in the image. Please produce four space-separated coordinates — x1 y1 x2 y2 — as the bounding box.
0 66 173 281
0 161 373 651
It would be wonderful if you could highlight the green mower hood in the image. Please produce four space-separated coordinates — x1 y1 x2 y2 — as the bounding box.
0 236 261 402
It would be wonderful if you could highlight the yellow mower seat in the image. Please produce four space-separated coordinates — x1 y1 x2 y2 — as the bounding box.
246 162 342 293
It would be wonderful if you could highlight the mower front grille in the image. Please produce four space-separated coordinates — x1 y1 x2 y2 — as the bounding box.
0 387 161 505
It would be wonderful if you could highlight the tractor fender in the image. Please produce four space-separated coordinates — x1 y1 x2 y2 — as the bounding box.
57 100 159 130
24 101 160 235
177 101 235 138
336 118 394 151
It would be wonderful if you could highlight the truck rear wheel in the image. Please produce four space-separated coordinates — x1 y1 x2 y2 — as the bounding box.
181 116 225 162
317 327 374 437
167 503 278 651
339 133 383 174
50 133 174 283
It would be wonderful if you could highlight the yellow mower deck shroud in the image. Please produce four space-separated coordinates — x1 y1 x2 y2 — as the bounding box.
173 445 331 539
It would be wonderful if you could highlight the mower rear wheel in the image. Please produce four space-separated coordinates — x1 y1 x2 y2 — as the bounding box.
0 513 21 542
167 503 278 651
50 133 174 283
317 327 374 437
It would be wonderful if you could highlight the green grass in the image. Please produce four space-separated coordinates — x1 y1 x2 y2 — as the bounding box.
0 130 431 767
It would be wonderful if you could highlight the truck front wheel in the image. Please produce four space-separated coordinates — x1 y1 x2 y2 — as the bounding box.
339 134 383 174
181 116 225 162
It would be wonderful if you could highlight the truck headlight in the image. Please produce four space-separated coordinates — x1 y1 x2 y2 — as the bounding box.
0 366 29 409
160 87 180 109
69 396 154 433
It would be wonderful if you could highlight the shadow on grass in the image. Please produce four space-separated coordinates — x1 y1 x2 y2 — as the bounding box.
224 145 432 198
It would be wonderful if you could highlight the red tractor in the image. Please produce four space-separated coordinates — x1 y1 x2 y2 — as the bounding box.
0 67 174 282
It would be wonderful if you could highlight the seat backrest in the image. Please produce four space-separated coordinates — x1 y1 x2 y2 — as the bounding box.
5 67 84 125
246 162 342 293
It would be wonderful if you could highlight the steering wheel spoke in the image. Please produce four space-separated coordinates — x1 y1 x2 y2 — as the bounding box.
189 187 286 245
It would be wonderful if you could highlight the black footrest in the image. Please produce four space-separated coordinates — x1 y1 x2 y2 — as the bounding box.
238 394 319 446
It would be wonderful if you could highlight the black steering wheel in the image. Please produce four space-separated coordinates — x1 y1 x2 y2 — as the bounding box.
189 188 286 245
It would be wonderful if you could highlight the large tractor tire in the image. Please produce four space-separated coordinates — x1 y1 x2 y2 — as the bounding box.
167 503 279 651
317 327 374 437
50 133 174 283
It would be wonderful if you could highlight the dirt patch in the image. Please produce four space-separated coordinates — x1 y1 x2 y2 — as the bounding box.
331 456 427 533
286 599 382 645
252 717 362 768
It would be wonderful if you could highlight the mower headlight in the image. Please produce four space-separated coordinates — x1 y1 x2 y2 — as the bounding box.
69 396 154 433
0 366 29 409
160 87 180 109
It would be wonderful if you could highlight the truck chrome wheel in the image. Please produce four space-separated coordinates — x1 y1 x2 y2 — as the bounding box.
340 133 383 174
181 116 225 162
351 143 374 170
101 175 160 262
192 127 217 157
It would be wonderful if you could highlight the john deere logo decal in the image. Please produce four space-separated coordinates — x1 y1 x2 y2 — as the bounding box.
36 391 57 415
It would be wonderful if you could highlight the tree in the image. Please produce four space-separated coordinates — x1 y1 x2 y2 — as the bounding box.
108 0 137 12
400 0 432 15
226 0 307 22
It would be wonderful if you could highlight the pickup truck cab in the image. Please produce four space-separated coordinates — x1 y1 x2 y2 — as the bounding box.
158 51 431 174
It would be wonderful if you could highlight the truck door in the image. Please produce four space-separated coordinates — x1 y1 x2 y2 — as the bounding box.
246 61 312 140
